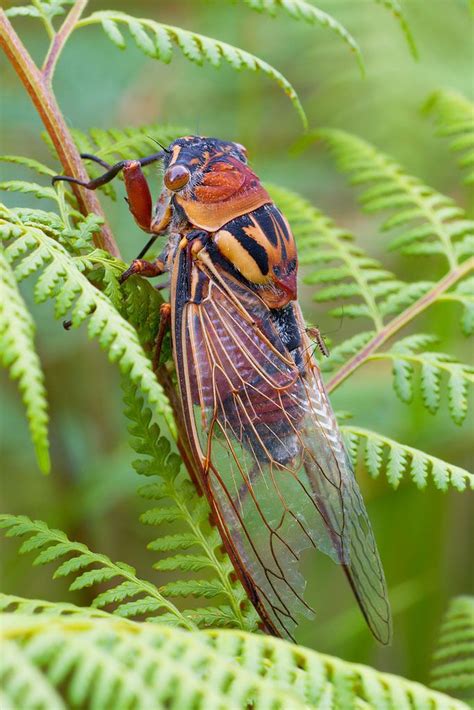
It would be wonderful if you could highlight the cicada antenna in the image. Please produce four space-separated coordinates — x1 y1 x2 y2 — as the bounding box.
148 137 171 154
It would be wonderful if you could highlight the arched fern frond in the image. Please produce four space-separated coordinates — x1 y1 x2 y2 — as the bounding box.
237 0 364 74
431 596 474 706
426 90 474 185
342 426 473 491
0 204 174 429
0 603 468 710
75 10 307 127
0 249 49 473
370 334 474 424
0 514 194 629
317 128 474 268
268 184 408 330
124 381 258 632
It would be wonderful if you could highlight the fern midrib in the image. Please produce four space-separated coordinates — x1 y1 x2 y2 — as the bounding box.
327 256 474 393
371 151 458 268
16 519 195 630
303 210 385 330
343 425 468 474
169 481 247 630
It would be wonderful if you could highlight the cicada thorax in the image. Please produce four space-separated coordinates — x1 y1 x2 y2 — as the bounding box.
163 138 298 310
212 203 298 310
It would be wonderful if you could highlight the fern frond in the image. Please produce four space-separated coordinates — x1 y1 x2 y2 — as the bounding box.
238 0 363 73
342 426 473 491
268 184 407 331
0 204 174 429
124 381 258 632
5 0 74 23
76 11 306 127
0 155 57 177
431 596 474 706
370 334 474 424
0 514 194 628
1 602 468 710
372 0 418 57
318 129 474 268
1 640 65 710
426 90 474 184
0 248 49 472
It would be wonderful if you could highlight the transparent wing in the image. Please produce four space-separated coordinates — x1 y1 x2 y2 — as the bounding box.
173 257 392 643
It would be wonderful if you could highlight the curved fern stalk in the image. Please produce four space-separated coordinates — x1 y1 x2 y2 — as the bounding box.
342 426 474 491
0 248 50 473
369 334 474 425
267 184 408 331
237 0 364 74
0 204 174 431
317 128 474 268
75 10 307 128
425 90 474 185
0 514 194 629
2 602 469 710
430 596 474 706
124 382 259 632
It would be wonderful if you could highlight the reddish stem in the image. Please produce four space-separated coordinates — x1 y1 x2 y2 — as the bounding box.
0 8 120 257
327 256 474 393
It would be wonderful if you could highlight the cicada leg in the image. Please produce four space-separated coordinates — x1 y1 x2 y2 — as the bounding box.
153 303 172 371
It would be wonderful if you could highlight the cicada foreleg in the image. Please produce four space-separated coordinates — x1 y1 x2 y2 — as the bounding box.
153 303 172 371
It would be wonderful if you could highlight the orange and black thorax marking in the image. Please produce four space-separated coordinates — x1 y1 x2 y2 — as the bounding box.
164 136 298 309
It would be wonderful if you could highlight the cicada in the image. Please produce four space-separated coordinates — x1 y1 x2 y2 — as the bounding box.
54 136 392 643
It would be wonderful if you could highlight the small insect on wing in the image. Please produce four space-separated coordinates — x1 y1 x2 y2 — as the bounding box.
171 248 392 643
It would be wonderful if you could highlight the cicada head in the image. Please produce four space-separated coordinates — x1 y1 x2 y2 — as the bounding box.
160 136 271 232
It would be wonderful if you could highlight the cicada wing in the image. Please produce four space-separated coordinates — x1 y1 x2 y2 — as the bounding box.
172 255 391 643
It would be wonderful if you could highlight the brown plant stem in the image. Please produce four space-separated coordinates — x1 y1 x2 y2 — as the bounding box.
0 7 120 257
327 256 474 393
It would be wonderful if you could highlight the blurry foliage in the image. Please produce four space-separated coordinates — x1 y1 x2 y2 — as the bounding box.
0 596 469 710
430 595 474 707
1 0 473 708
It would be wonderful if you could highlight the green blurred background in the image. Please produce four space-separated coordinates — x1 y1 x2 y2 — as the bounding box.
1 0 473 684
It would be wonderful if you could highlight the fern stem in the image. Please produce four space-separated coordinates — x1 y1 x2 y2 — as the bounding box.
42 0 88 82
0 9 120 258
327 256 474 393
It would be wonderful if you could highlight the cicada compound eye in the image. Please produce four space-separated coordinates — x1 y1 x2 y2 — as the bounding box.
164 164 190 192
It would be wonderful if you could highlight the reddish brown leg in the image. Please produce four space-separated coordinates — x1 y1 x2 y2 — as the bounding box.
153 303 172 371
122 160 153 231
